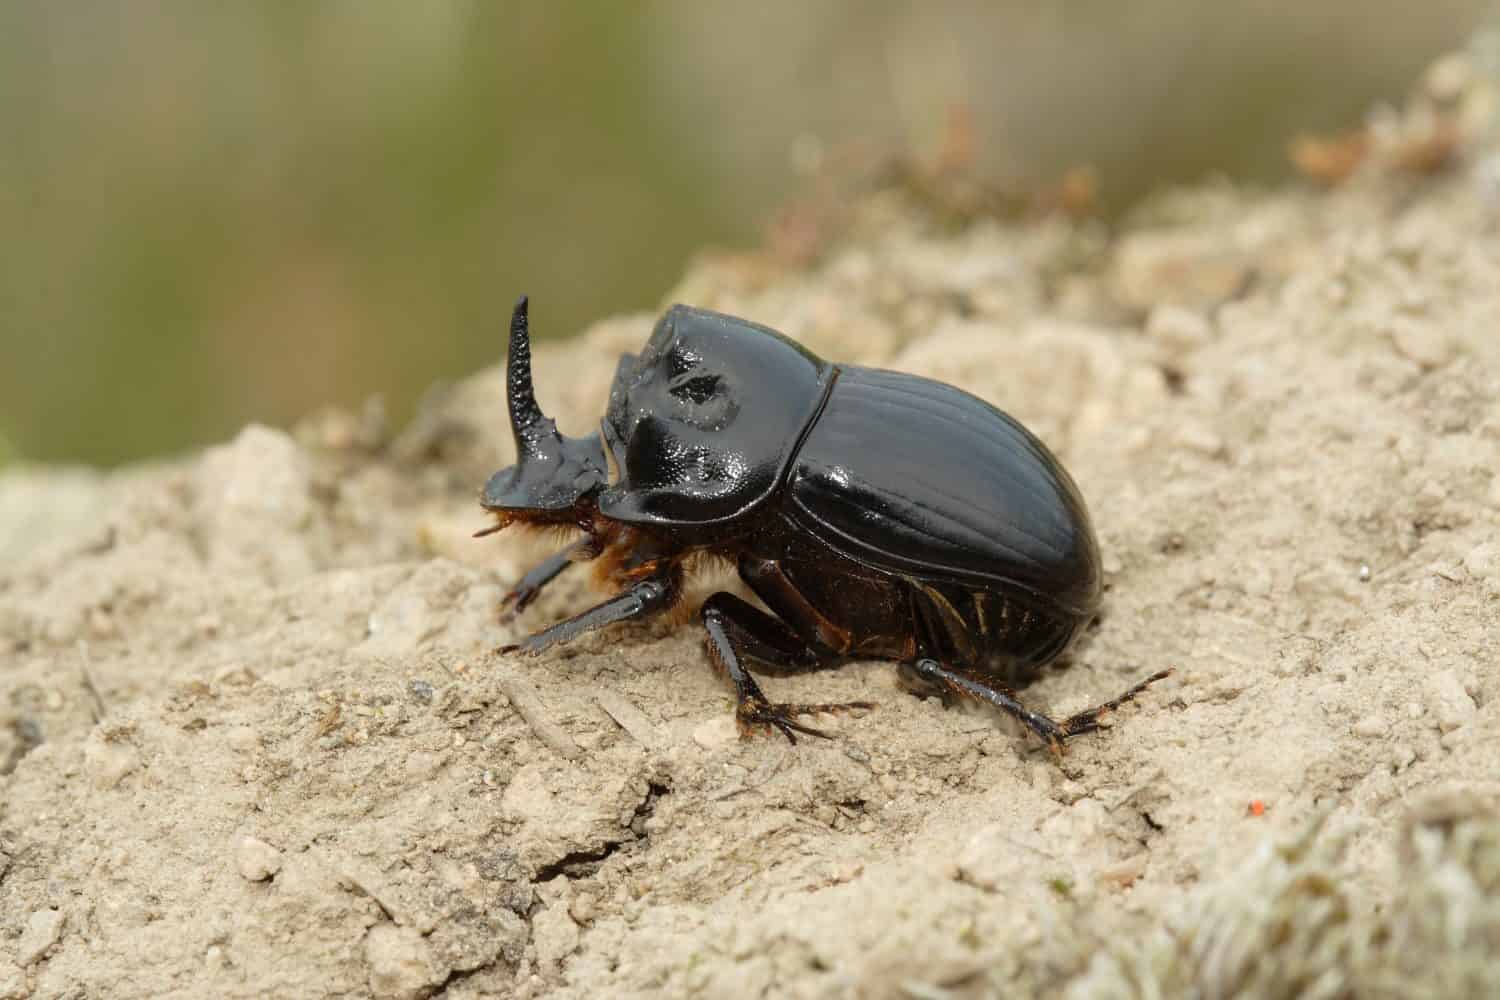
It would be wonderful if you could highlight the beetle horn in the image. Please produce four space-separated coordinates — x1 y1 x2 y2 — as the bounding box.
507 295 548 452
478 295 609 520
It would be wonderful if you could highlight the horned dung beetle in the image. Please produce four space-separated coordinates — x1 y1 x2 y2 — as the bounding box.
478 296 1169 751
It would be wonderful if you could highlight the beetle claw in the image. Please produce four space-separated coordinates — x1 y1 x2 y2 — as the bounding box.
735 700 874 743
738 709 828 744
498 586 540 622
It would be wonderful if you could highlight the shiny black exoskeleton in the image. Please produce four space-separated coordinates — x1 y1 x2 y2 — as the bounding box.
478 297 1168 751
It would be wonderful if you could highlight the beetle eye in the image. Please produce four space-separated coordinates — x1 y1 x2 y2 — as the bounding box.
669 373 721 405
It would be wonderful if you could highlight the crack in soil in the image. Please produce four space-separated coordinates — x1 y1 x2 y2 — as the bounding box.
533 781 671 883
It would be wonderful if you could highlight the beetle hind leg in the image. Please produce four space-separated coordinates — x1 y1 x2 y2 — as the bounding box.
906 658 1170 755
701 593 873 744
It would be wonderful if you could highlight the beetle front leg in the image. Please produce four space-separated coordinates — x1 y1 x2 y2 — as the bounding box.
503 571 679 657
701 593 872 744
500 538 596 619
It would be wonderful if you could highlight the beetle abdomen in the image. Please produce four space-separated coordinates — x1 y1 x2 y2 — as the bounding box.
784 366 1101 616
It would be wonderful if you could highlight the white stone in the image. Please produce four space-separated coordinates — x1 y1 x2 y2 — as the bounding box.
1145 304 1211 352
532 902 580 969
1425 670 1477 733
18 908 64 966
1463 542 1500 597
365 924 440 1000
1174 420 1224 456
235 836 283 882
1390 321 1452 369
83 738 139 791
692 716 738 750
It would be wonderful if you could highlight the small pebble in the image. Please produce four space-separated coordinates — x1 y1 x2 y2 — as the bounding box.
235 836 283 882
569 892 597 925
1391 321 1452 369
224 725 260 752
402 751 444 782
532 903 580 969
1098 852 1150 889
1174 420 1224 457
1425 670 1477 733
87 608 117 638
1145 304 1212 352
1353 714 1387 739
365 924 440 1000
84 739 140 791
1463 542 1500 597
1111 232 1251 311
1425 52 1474 104
692 716 738 750
1414 480 1447 510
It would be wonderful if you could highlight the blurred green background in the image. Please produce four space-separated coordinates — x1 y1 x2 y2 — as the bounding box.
0 2 1486 467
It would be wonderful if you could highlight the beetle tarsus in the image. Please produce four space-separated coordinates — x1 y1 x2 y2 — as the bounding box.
703 594 871 743
738 698 826 744
736 698 876 744
1057 668 1173 738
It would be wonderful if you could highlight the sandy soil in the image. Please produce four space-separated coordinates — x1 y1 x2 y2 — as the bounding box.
4 141 1500 997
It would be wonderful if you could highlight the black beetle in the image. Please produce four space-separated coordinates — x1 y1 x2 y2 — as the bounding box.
478 296 1168 750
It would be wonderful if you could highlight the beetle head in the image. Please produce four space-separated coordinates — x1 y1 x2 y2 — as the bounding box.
598 305 829 531
479 296 608 529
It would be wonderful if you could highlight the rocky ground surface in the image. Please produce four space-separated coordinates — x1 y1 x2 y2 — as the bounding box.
3 126 1500 997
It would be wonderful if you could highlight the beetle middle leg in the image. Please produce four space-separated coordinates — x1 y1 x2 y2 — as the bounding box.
905 658 1170 755
701 593 873 744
